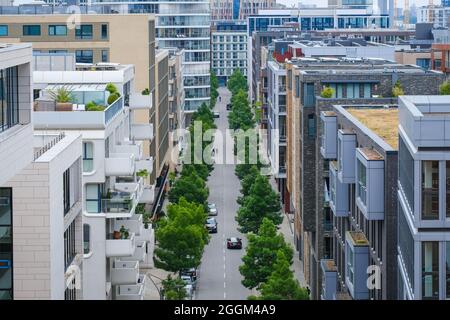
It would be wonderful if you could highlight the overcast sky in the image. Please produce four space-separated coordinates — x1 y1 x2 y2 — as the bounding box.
277 0 441 8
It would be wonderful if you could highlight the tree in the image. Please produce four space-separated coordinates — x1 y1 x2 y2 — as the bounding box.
237 165 260 206
228 89 255 131
392 80 404 97
154 198 209 272
227 69 247 95
236 175 282 233
161 275 187 300
256 250 309 300
239 218 293 289
168 171 209 207
320 86 334 98
440 80 450 95
181 163 210 181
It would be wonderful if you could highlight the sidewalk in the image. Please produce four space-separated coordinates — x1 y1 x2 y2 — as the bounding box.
268 176 307 288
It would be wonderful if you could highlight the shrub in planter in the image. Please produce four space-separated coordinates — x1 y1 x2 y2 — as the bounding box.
106 83 118 94
107 92 120 105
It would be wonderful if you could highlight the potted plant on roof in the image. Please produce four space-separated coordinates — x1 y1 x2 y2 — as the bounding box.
48 86 74 111
137 169 149 179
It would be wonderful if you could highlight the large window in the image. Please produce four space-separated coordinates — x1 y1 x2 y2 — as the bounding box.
303 83 315 107
0 188 13 300
48 25 67 36
399 137 414 212
307 114 316 138
75 50 93 64
75 24 93 39
346 245 354 286
82 142 93 173
422 161 439 220
422 241 439 300
83 224 90 255
86 184 101 213
63 168 71 216
64 220 76 270
101 24 108 39
0 67 19 133
357 159 367 205
23 25 41 36
0 25 8 36
398 204 415 290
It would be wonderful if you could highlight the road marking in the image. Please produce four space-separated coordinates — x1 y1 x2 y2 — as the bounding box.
224 272 226 279
224 292 226 299
224 282 226 288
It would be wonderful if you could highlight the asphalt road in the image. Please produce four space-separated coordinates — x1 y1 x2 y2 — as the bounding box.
195 87 252 300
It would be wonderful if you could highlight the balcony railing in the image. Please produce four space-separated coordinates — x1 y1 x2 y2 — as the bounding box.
105 97 124 124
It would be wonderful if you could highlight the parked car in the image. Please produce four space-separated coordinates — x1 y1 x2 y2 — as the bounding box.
181 274 197 291
213 111 220 118
226 103 232 110
180 267 198 282
227 237 242 249
208 203 218 216
205 217 218 233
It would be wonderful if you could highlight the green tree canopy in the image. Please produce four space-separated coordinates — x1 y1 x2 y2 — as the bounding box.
392 80 404 97
237 165 260 206
440 80 450 95
239 218 293 289
227 69 247 95
168 171 209 207
181 163 210 181
161 275 187 300
236 175 282 233
320 86 334 98
228 89 255 131
154 197 209 272
257 250 309 300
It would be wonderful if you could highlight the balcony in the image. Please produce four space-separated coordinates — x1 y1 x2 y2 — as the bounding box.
140 185 156 204
136 157 154 174
345 231 369 300
131 240 147 262
136 225 154 243
33 96 124 129
115 214 144 236
320 259 337 300
329 161 349 217
115 142 143 161
131 123 154 141
129 92 152 110
320 111 337 159
356 148 385 221
106 233 136 257
105 153 135 176
111 260 139 285
102 181 142 218
115 275 146 300
337 130 356 184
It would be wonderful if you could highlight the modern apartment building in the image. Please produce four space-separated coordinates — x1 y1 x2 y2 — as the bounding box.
0 43 84 300
319 105 399 300
32 59 156 300
211 0 278 20
397 96 450 300
211 21 247 85
284 57 445 299
417 6 450 28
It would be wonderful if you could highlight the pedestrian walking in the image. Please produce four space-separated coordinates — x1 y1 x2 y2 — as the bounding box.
219 96 221 102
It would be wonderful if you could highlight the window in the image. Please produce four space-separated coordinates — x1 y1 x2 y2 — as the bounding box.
83 224 90 255
49 50 67 54
422 161 439 220
295 75 300 97
0 66 19 133
399 137 414 212
307 114 316 138
75 24 93 39
75 50 93 64
0 188 13 300
63 168 71 216
101 24 108 39
446 242 450 298
86 184 100 213
23 25 41 36
357 159 367 205
64 220 76 270
347 246 354 285
48 25 67 36
101 50 108 63
422 241 439 300
446 161 450 218
303 83 315 107
416 58 430 70
0 25 8 36
82 142 93 172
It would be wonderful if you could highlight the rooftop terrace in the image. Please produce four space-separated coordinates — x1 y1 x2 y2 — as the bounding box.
346 107 399 149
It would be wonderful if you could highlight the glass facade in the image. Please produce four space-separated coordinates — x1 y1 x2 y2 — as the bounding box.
357 159 367 205
422 161 439 220
398 203 414 292
399 137 415 212
0 66 19 133
0 188 12 300
422 241 439 300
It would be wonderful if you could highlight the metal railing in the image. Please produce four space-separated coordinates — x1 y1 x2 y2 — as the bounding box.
34 133 65 160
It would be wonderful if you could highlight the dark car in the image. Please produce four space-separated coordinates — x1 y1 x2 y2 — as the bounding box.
227 237 242 249
226 103 232 110
206 217 218 233
213 111 220 118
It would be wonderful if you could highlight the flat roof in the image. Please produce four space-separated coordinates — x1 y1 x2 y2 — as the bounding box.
346 108 399 149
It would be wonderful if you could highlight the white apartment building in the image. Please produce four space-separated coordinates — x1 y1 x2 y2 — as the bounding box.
397 96 450 300
211 30 248 85
0 43 84 300
32 58 155 300
418 6 450 28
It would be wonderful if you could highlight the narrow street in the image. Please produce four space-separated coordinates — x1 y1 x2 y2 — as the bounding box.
195 87 252 300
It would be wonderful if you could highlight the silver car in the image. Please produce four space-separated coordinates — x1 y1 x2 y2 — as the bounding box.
208 203 218 216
